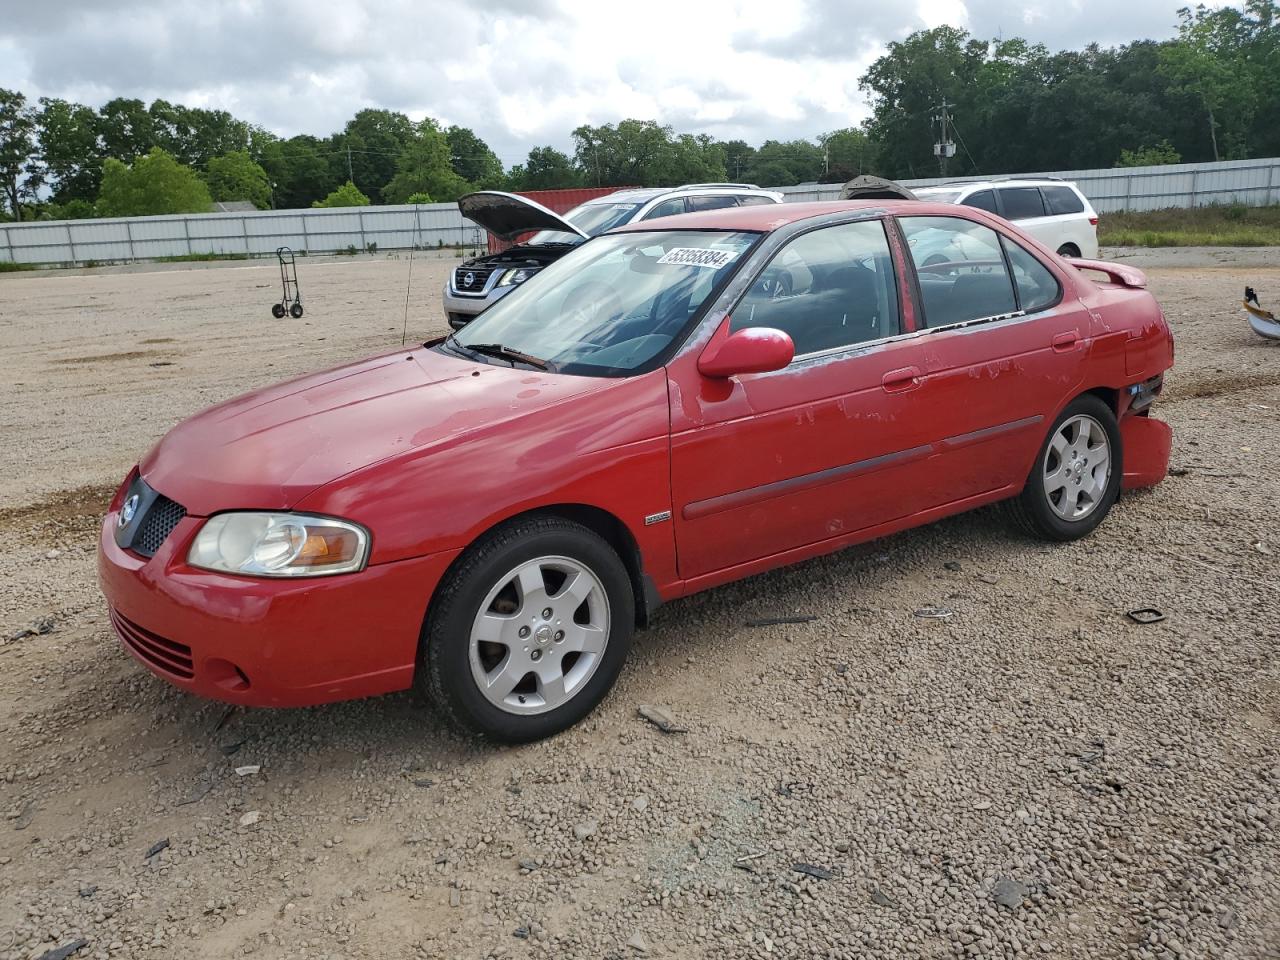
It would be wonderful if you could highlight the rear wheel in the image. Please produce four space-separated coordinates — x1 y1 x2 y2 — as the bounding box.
418 516 634 742
271 303 286 319
1007 395 1122 541
1056 243 1081 258
289 302 304 318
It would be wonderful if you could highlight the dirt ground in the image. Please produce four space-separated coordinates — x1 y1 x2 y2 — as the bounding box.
0 251 1277 960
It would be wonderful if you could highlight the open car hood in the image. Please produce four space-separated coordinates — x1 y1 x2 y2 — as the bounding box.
839 175 918 201
458 191 590 242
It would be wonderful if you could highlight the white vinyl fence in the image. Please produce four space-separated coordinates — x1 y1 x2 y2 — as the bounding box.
3 156 1279 267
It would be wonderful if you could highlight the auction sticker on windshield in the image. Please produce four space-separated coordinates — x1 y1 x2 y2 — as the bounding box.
657 247 739 269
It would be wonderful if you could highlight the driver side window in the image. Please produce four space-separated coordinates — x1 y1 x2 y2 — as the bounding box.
730 220 900 357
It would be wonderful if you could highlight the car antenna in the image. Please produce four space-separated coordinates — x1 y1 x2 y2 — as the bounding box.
402 205 422 347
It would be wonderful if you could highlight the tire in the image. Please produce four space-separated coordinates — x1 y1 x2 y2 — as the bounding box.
271 303 286 319
1006 394 1122 542
290 302 304 318
417 516 634 742
1056 243 1081 258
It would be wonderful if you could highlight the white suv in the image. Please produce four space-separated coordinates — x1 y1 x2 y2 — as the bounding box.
913 178 1099 259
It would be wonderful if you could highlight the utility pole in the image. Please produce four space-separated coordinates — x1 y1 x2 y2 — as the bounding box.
933 99 957 177
346 144 354 184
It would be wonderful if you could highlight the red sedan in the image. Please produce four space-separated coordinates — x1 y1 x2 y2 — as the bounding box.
99 200 1174 741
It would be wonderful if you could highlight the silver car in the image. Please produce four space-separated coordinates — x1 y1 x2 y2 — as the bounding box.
443 185 784 328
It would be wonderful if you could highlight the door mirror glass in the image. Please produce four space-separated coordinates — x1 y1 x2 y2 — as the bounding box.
698 327 795 378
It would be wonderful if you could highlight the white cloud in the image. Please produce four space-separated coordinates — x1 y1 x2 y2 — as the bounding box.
0 0 1204 164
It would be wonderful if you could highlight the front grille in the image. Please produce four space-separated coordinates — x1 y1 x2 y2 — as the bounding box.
453 266 495 294
111 609 194 679
134 496 186 557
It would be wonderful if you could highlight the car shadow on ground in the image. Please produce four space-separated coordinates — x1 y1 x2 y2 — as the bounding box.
145 503 1034 779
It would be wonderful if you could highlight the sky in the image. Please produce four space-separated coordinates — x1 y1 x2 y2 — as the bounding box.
0 0 1212 166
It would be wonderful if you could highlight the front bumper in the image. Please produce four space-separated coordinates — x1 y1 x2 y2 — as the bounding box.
442 283 516 329
98 510 460 707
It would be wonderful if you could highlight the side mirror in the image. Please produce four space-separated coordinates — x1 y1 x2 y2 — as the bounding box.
698 326 794 379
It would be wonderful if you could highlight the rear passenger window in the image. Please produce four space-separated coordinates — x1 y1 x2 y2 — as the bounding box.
899 216 1017 328
731 220 899 356
963 190 998 213
687 194 738 212
643 198 686 220
1001 238 1061 313
998 187 1046 220
1041 185 1085 215
737 195 776 206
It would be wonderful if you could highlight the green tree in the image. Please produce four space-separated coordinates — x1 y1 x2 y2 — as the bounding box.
445 125 503 185
860 26 987 178
1117 139 1182 166
571 119 725 186
820 128 878 182
510 146 581 189
720 140 757 182
329 109 415 201
95 147 213 217
260 134 335 209
97 97 155 161
37 98 102 202
204 150 271 208
1159 4 1261 160
0 89 42 220
312 180 370 208
404 191 433 203
382 119 469 203
746 139 823 186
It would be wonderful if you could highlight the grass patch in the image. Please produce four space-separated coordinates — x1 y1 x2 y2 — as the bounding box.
155 252 251 263
1099 204 1280 247
0 260 34 272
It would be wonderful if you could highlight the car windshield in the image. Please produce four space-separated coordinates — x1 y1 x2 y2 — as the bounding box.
528 201 646 244
448 229 759 376
914 188 963 204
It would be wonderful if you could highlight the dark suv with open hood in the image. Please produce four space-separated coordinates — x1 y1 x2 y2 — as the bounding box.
443 185 783 328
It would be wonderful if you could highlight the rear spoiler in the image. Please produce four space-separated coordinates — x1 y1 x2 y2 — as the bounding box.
1069 259 1148 289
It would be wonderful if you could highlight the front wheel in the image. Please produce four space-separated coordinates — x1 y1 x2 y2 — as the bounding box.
1006 394 1122 541
418 516 634 742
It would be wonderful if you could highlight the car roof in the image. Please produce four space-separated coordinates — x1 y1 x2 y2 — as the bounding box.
611 199 969 233
588 185 779 204
918 179 1079 191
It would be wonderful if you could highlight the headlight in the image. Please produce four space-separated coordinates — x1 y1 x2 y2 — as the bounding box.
496 267 537 287
187 513 369 578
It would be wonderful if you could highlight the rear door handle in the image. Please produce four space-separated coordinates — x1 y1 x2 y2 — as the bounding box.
1052 330 1081 352
882 365 922 393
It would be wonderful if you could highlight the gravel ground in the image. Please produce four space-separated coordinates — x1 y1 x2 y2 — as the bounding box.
0 252 1277 960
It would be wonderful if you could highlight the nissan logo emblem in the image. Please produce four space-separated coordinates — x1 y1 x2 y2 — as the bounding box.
463 271 475 287
119 494 140 527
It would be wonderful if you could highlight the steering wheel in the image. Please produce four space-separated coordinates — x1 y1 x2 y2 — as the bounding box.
754 270 793 300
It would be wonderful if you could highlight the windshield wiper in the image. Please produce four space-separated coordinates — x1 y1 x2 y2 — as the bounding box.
463 342 551 370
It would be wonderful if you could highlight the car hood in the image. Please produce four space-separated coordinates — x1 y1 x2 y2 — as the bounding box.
140 346 604 515
458 191 589 242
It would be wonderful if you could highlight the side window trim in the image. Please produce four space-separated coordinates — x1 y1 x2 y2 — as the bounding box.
728 217 908 365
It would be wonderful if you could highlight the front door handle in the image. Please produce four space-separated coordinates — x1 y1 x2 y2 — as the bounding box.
882 365 922 393
1052 330 1081 352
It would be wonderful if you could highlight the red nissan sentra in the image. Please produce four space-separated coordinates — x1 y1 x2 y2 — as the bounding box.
99 201 1174 741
